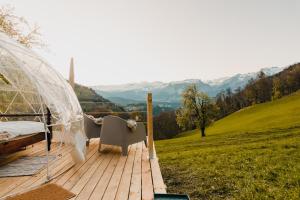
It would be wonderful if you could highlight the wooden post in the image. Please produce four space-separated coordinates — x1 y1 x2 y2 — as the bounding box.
147 93 154 159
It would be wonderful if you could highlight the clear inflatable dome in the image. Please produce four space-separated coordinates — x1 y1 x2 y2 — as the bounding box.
0 31 86 162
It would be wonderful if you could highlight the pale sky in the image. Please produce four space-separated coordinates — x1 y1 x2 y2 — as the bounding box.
1 0 300 86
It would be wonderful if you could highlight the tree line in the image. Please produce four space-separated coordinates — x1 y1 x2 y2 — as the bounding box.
216 63 300 118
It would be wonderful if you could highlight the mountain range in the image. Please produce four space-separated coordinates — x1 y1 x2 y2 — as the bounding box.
92 67 283 106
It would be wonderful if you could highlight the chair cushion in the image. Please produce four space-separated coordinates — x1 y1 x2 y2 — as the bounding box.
127 120 137 131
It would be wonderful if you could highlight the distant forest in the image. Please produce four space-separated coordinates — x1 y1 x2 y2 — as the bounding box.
216 63 300 118
153 63 300 140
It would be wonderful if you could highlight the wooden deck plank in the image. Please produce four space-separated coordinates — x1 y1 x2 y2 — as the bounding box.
71 152 105 195
50 140 98 185
150 147 167 194
21 145 75 189
88 153 120 200
0 139 166 200
142 143 154 200
115 143 137 200
8 145 73 195
0 142 62 197
75 153 113 200
0 142 46 187
54 143 98 186
63 153 100 190
5 140 97 199
128 142 143 200
101 146 131 200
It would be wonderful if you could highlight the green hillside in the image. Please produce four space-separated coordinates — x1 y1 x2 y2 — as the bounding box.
74 83 124 112
156 91 300 200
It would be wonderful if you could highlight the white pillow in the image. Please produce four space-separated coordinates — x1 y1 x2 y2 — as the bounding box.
127 119 137 131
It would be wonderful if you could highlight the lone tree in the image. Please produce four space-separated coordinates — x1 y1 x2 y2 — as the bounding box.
176 84 218 137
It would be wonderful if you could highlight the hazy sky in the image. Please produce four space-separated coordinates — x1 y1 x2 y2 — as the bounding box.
1 0 300 86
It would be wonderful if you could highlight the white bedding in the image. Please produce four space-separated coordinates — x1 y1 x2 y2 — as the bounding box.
0 121 46 139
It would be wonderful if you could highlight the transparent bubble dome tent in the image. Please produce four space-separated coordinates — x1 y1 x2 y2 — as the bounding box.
0 31 86 179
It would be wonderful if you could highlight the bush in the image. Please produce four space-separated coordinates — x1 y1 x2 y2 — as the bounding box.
153 111 181 140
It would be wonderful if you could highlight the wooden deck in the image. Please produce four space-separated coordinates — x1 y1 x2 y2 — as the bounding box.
0 139 166 200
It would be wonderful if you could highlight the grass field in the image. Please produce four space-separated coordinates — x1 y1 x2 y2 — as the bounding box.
156 91 300 200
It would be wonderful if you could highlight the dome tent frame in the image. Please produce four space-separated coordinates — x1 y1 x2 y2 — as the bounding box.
0 31 86 182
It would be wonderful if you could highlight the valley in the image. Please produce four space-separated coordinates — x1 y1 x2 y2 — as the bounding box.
92 67 283 105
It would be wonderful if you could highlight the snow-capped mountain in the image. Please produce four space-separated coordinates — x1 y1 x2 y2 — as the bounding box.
204 67 283 87
92 67 283 105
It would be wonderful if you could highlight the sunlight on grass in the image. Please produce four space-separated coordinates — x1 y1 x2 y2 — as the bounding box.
156 91 300 200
